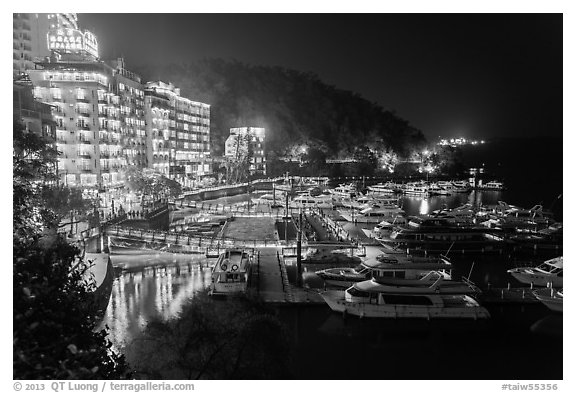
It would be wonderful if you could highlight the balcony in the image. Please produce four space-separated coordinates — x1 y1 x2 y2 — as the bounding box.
80 167 93 173
98 97 108 104
78 137 92 144
100 152 110 158
76 97 90 103
51 96 62 102
76 109 91 117
101 167 110 173
77 124 91 131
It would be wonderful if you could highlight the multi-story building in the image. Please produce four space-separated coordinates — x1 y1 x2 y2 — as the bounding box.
13 79 56 139
13 13 79 77
108 58 147 171
21 14 211 189
144 81 211 186
29 60 120 187
225 127 266 175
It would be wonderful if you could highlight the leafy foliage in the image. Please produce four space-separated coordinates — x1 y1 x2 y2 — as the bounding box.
13 119 130 379
124 166 182 199
126 292 292 380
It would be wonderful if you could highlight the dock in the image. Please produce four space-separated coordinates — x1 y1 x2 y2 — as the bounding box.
251 247 325 305
478 287 540 304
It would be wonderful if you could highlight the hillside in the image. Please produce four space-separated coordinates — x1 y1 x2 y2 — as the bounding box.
134 59 426 158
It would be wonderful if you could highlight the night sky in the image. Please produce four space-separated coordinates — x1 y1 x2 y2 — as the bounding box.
79 13 562 141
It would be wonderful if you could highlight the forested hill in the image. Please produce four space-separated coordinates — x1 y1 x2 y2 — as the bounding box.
134 59 426 157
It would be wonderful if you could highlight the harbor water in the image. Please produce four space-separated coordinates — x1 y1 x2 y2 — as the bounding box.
100 138 563 379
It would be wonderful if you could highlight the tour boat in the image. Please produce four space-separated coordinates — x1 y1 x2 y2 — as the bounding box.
478 180 505 190
428 183 452 196
373 215 408 237
370 271 479 294
330 183 359 199
496 204 555 230
505 222 563 254
289 194 333 209
431 203 477 224
353 205 404 222
320 280 490 319
367 182 400 195
209 249 252 295
378 216 506 253
436 181 458 193
507 256 563 287
251 191 287 205
347 195 400 211
402 182 429 196
533 288 563 313
315 252 452 288
450 180 472 193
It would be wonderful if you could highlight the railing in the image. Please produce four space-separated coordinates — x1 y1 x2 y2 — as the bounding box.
105 225 294 252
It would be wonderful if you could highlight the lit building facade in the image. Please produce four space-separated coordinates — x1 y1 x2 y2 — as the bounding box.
13 13 79 77
225 127 266 175
29 61 122 187
144 81 211 186
109 58 147 170
13 80 56 139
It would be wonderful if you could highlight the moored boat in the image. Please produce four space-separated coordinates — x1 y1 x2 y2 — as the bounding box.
320 280 489 319
209 249 252 296
533 288 563 312
507 256 563 287
316 252 452 288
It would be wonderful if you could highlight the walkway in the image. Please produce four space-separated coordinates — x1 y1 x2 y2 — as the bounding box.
253 247 293 303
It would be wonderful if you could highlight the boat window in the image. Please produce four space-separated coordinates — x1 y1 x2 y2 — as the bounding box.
347 288 370 298
380 294 433 305
394 271 406 279
380 271 394 277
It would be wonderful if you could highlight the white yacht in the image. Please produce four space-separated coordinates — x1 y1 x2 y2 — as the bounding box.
320 280 490 319
316 252 452 288
367 182 399 195
289 194 333 209
451 180 472 193
508 256 563 287
373 215 408 237
478 180 505 190
533 288 563 313
210 249 252 295
403 182 429 196
497 204 555 229
428 183 451 195
353 206 404 223
330 183 358 199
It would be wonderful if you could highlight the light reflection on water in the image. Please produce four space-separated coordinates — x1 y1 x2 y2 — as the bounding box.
399 190 503 216
102 190 508 348
101 251 213 348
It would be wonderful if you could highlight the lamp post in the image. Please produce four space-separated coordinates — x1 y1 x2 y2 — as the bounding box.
296 208 303 287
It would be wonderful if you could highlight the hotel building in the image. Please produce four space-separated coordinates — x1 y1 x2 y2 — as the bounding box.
19 13 212 189
144 81 211 186
13 13 78 77
224 127 266 176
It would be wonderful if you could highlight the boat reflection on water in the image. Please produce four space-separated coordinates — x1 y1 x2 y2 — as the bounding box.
530 315 563 338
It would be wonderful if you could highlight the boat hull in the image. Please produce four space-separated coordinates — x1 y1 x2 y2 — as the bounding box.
533 289 563 312
508 271 563 287
320 291 490 319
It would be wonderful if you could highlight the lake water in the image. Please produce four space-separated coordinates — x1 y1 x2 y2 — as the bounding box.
100 138 563 379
